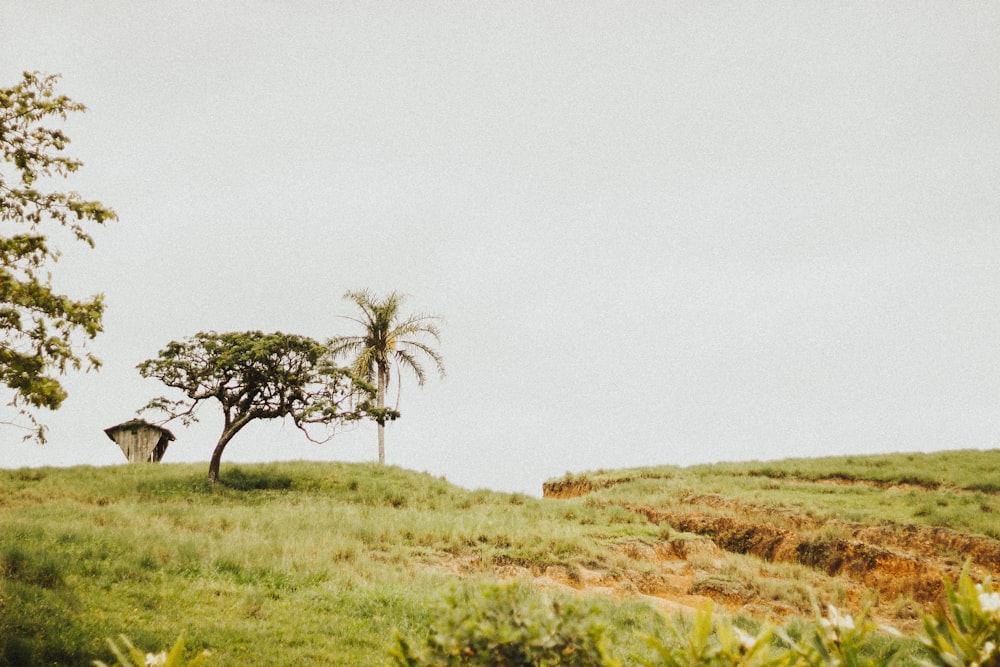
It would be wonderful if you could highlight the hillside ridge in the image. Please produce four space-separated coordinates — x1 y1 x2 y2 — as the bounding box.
3 450 999 664
539 449 1000 627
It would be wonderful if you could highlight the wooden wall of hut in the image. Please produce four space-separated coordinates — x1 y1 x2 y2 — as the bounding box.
105 422 173 463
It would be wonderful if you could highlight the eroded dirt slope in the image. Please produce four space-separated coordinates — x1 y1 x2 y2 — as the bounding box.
532 476 1000 629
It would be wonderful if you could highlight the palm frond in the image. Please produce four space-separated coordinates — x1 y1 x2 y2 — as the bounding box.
393 313 442 340
327 335 366 355
397 339 445 379
395 349 428 386
334 289 442 404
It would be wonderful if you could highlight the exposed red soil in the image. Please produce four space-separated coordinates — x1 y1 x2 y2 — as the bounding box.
536 479 1000 628
542 479 597 500
666 493 1000 578
542 475 655 499
631 506 944 603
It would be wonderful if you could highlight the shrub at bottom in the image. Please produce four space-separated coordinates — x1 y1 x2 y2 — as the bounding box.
390 581 619 666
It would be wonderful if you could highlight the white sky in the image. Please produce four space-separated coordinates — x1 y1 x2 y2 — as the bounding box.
1 2 998 495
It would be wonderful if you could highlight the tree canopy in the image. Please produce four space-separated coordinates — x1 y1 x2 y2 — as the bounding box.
138 330 373 483
0 71 116 440
329 290 444 464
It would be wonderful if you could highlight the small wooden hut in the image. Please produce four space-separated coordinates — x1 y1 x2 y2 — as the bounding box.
104 419 175 463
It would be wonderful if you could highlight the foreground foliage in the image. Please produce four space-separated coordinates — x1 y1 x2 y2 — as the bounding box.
94 635 210 667
395 572 999 666
391 582 616 666
920 574 1000 666
0 71 116 439
94 574 1000 666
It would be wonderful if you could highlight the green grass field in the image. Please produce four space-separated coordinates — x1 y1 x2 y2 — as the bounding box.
0 462 669 665
2 450 998 665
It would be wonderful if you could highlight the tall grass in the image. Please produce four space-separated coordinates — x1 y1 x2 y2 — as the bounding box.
574 449 1000 538
0 462 669 666
2 450 996 664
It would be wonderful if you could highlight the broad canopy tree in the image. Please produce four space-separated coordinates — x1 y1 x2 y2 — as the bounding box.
138 331 374 483
329 290 444 464
0 72 116 440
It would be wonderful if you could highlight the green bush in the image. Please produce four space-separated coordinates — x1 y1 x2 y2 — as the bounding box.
390 584 918 666
390 572 998 665
636 601 904 666
390 582 619 666
93 635 210 667
920 571 1000 666
777 603 903 666
638 603 785 666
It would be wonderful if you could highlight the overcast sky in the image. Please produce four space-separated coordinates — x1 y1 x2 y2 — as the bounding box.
1 2 998 495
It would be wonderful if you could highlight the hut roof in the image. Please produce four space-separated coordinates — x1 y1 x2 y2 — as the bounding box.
104 419 176 442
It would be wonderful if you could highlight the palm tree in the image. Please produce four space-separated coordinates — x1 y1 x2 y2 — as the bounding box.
329 290 445 464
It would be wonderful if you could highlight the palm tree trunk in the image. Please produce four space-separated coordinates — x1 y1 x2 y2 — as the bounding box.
377 421 385 464
377 362 386 464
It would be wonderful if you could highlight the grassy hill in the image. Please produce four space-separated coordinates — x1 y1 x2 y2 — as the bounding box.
1 450 999 665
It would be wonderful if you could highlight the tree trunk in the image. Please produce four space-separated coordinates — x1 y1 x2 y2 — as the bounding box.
208 445 224 484
377 420 385 465
377 362 387 464
207 424 244 483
